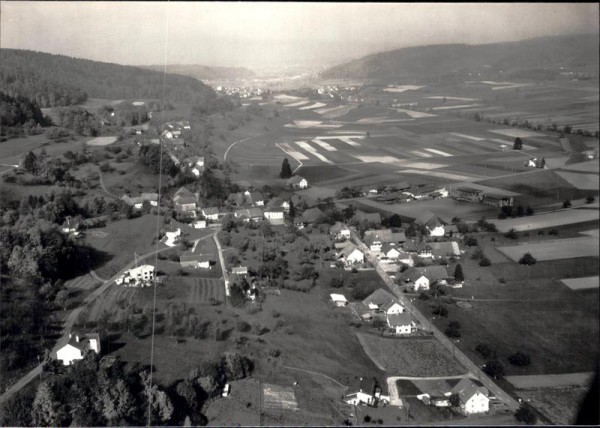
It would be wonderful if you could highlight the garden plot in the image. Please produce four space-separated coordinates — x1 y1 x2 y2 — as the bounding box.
187 277 225 304
276 143 309 162
299 102 327 110
284 120 343 129
555 171 599 190
497 237 599 262
393 108 437 118
311 139 337 151
132 101 145 106
488 128 546 138
87 136 117 146
561 276 599 291
295 141 334 164
262 384 299 411
515 387 587 425
285 100 310 107
423 148 453 157
356 117 413 124
383 85 425 93
314 135 364 147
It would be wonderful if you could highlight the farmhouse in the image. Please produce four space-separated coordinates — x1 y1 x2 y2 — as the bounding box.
244 190 265 206
452 187 484 203
115 264 155 286
173 187 197 215
387 313 416 335
180 253 215 269
141 192 159 206
400 266 450 291
450 379 490 414
164 226 181 247
330 293 348 307
288 175 308 189
235 207 264 222
202 207 220 221
364 229 407 252
344 377 387 407
121 194 144 210
362 289 403 313
379 243 402 260
267 197 290 212
414 211 445 237
56 331 101 366
184 156 204 176
428 241 461 258
264 208 285 225
403 240 433 258
444 224 460 237
330 222 351 240
482 193 514 208
193 220 207 229
338 244 365 266
231 266 248 276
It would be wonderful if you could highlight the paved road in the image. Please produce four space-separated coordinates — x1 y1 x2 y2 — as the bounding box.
212 226 230 297
97 168 120 199
0 244 178 404
349 230 520 413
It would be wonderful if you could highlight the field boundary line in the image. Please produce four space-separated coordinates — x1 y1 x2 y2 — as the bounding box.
282 364 347 388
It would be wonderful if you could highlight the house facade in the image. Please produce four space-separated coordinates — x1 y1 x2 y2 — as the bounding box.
338 245 364 265
387 313 416 335
115 264 155 286
451 379 490 414
56 331 101 366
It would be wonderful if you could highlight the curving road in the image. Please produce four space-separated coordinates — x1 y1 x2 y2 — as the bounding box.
0 244 179 404
349 229 520 413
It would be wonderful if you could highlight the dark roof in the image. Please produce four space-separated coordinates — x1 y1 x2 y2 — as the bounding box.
362 288 396 308
202 207 219 215
455 186 483 194
451 379 489 404
403 240 432 253
180 253 215 264
387 312 415 327
288 175 307 185
402 266 450 282
175 196 197 205
414 211 443 228
236 207 264 219
340 244 362 257
174 187 194 198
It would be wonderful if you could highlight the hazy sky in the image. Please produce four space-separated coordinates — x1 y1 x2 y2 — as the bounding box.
1 2 598 69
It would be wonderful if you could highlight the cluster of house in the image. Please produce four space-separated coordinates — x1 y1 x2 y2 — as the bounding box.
121 192 159 210
161 120 190 143
417 378 492 415
230 266 259 301
451 186 514 208
524 157 547 169
369 182 449 203
344 377 390 407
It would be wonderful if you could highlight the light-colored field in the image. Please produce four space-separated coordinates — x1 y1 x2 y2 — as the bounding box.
353 155 404 165
555 171 599 190
394 108 437 118
428 96 479 102
424 148 453 157
401 162 448 170
515 387 587 425
497 237 599 262
274 94 303 103
87 136 117 146
296 141 333 164
580 229 600 238
488 129 546 138
132 101 145 106
506 372 595 389
277 143 309 162
383 85 425 93
490 209 600 232
431 104 481 110
262 384 299 411
311 139 337 151
299 102 327 110
356 334 467 377
285 100 310 107
205 379 261 426
399 169 478 181
450 133 485 141
561 276 599 290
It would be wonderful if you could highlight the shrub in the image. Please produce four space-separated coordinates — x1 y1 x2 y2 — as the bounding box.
548 229 558 236
236 321 251 333
586 195 595 204
432 305 448 317
475 343 496 359
479 257 491 267
504 229 518 239
515 404 537 424
330 277 344 288
562 199 572 208
519 253 536 265
483 359 504 379
464 236 478 247
508 352 531 367
445 326 461 338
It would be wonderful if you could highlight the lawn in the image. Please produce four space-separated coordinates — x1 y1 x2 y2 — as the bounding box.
356 333 467 377
205 378 261 426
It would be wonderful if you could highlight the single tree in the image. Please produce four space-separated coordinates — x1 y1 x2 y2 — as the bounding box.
483 359 505 379
586 195 595 204
519 253 536 266
449 393 460 407
31 382 63 427
288 198 295 219
515 404 537 424
513 137 523 150
454 264 464 282
23 151 38 173
389 214 402 228
280 158 292 179
508 352 531 367
562 199 572 208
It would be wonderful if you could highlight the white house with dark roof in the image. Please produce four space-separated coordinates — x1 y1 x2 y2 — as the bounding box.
344 377 388 406
264 208 285 225
202 207 220 221
235 207 264 222
115 264 155 286
450 379 490 414
337 244 364 266
330 293 348 307
414 211 445 237
180 253 215 269
287 175 308 189
330 222 351 240
400 266 450 291
173 187 197 215
387 313 416 335
56 331 101 366
362 289 401 313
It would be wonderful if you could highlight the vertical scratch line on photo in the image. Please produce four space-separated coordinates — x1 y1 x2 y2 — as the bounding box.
147 1 170 426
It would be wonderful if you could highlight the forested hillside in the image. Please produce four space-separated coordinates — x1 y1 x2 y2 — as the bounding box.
0 92 45 127
321 34 600 81
0 49 218 105
141 64 256 81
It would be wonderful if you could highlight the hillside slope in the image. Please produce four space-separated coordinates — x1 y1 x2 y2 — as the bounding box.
141 64 256 81
321 34 599 81
0 49 217 105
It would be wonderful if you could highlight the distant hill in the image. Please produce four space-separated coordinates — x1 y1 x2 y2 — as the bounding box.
321 34 600 82
141 64 256 81
0 49 217 106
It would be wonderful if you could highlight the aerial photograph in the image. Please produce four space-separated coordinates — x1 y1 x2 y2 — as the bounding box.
0 2 598 426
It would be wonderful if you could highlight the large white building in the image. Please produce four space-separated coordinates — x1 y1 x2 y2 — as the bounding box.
451 379 490 414
115 264 155 286
56 331 101 366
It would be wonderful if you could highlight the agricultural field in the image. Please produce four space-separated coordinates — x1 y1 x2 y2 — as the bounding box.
489 207 600 232
514 386 588 425
205 379 262 426
355 334 468 377
86 136 117 146
561 276 599 290
496 236 599 262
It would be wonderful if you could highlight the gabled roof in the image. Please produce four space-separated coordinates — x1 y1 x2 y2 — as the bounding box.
414 211 444 228
301 207 324 223
174 187 195 199
330 222 349 234
288 175 307 185
340 244 362 258
121 195 144 205
451 379 489 404
402 266 449 282
380 243 402 255
180 253 215 264
330 293 348 303
362 288 396 308
267 197 289 208
175 196 197 205
236 207 264 219
381 299 403 312
387 312 415 327
202 207 219 215
63 331 100 352
141 192 159 201
403 240 432 253
248 191 265 202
